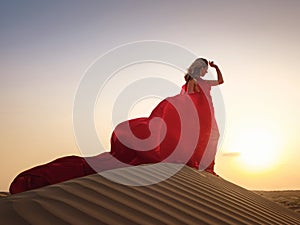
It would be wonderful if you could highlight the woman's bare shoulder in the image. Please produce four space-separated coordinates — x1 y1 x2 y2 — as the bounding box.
187 78 199 93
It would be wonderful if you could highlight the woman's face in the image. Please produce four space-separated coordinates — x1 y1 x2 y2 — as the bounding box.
199 66 208 77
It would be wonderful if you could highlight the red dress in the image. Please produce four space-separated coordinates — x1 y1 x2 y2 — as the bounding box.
10 84 212 194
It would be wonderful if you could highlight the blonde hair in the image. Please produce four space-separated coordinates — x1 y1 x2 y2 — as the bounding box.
184 58 208 81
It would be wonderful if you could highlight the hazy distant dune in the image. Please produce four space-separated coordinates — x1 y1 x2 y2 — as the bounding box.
0 192 9 198
254 190 300 213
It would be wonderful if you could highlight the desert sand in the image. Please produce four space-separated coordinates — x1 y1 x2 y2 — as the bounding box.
0 191 296 214
0 164 300 225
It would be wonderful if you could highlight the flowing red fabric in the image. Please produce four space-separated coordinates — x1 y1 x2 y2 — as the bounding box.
10 86 212 194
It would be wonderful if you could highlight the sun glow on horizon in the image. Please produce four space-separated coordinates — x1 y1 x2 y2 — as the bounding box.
229 126 282 172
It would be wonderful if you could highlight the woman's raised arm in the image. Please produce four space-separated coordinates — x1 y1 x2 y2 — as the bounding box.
206 61 224 86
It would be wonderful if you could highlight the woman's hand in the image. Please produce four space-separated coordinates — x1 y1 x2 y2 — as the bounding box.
209 61 224 85
209 61 218 68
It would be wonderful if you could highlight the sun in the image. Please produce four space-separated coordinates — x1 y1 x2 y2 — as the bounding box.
230 127 280 172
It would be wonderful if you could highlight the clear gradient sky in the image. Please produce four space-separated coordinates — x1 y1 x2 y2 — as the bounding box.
1 0 300 191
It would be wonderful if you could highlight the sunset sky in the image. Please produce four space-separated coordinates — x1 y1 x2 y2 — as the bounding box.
1 0 300 191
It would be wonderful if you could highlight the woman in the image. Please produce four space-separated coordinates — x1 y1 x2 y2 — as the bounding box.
10 58 222 194
181 58 224 175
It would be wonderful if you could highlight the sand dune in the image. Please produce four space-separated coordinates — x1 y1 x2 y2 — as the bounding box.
1 164 299 225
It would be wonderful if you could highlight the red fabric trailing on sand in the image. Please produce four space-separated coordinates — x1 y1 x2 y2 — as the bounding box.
10 87 212 194
9 156 96 194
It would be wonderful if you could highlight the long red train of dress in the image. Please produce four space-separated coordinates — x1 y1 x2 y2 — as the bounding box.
9 84 212 194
